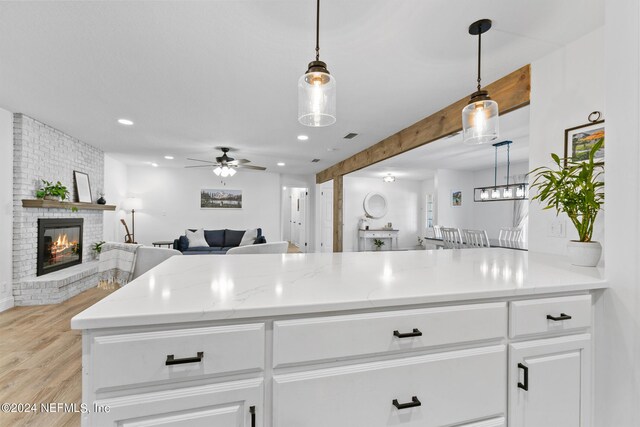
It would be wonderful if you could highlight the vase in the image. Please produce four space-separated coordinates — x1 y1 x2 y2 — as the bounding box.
566 241 602 267
97 196 106 205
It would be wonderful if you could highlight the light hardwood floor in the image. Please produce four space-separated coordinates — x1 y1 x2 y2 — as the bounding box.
0 287 116 427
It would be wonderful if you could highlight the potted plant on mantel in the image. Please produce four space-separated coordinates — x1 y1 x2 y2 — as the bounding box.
36 179 70 201
529 140 604 267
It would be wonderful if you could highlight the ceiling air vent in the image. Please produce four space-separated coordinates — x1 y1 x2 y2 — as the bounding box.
343 133 358 139
311 159 321 163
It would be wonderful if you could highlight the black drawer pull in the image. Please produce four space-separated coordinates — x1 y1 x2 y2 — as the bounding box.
166 351 204 366
393 328 423 338
517 363 529 391
547 313 572 321
250 406 256 427
392 396 421 410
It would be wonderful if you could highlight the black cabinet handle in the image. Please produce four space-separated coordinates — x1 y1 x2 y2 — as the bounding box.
547 313 572 321
393 328 423 338
517 363 528 391
166 351 204 366
250 406 256 427
392 396 421 410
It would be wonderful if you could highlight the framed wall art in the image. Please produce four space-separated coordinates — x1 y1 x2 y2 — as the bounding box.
451 190 462 207
564 112 604 166
200 189 242 209
73 171 92 203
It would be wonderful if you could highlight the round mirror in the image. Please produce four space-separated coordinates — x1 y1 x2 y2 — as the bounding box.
363 192 388 219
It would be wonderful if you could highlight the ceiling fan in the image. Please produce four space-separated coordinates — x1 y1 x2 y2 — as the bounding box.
185 147 267 177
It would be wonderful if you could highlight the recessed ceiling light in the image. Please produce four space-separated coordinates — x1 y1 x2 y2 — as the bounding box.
151 163 159 167
297 135 309 141
164 155 174 160
117 118 134 126
277 162 286 167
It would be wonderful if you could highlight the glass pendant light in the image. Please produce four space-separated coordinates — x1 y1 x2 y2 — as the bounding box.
298 0 336 127
480 189 489 200
213 166 222 176
462 19 499 145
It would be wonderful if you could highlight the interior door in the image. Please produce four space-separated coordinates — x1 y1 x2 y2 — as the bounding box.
509 334 591 427
320 187 333 252
297 190 307 252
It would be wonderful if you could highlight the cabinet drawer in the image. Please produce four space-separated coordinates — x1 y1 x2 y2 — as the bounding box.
273 302 506 367
91 378 262 426
509 295 591 338
273 345 506 427
92 323 264 390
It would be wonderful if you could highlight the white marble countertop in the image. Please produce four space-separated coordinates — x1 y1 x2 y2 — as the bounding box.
71 249 607 330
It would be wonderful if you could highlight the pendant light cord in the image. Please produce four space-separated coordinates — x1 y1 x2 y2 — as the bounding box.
494 145 497 188
477 23 482 92
315 0 320 61
506 143 510 187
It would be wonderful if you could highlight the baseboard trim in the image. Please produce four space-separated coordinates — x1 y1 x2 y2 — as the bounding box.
0 296 15 312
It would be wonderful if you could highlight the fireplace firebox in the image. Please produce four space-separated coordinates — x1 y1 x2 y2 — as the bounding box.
37 218 83 276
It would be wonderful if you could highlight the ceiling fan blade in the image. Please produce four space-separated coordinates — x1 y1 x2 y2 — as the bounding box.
237 164 267 171
233 158 251 164
184 165 216 168
186 158 217 164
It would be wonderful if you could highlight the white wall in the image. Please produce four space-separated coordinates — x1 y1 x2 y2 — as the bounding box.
471 161 529 239
0 108 13 312
343 176 421 251
124 167 281 246
103 154 128 242
528 28 605 255
434 169 475 230
596 1 640 425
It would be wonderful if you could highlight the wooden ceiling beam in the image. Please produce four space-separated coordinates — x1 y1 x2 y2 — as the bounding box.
316 64 531 184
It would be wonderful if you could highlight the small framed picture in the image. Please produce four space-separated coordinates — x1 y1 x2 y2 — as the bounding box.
73 171 92 203
564 120 604 167
451 190 462 207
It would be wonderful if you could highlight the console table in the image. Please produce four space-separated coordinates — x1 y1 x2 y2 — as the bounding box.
358 229 399 251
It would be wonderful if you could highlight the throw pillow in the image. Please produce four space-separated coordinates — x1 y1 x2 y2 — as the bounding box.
224 229 246 247
239 228 258 246
204 229 225 247
185 229 209 248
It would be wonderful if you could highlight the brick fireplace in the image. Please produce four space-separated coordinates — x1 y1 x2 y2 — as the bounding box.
12 114 105 305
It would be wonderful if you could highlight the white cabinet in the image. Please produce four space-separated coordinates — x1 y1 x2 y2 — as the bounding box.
82 293 597 427
274 346 506 427
508 334 591 427
93 378 262 427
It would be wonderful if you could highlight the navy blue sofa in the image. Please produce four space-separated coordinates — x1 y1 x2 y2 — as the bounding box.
173 228 265 255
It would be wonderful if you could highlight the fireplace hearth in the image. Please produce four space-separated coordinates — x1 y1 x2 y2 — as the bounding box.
37 218 83 276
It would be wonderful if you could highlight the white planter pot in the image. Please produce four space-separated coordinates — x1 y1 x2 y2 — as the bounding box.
566 241 602 267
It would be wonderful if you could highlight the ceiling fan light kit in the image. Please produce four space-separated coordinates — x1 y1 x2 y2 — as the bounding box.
462 19 499 145
298 0 336 127
185 147 266 177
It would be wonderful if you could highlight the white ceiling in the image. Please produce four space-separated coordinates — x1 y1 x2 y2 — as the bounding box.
349 105 530 181
0 1 603 175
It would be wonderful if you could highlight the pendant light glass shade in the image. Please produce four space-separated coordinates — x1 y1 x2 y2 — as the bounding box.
298 0 336 127
462 98 499 145
298 62 336 127
462 19 499 145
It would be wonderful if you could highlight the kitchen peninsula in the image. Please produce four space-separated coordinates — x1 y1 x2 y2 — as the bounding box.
72 249 606 427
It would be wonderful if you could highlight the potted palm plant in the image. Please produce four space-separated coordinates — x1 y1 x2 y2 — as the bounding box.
529 140 604 266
